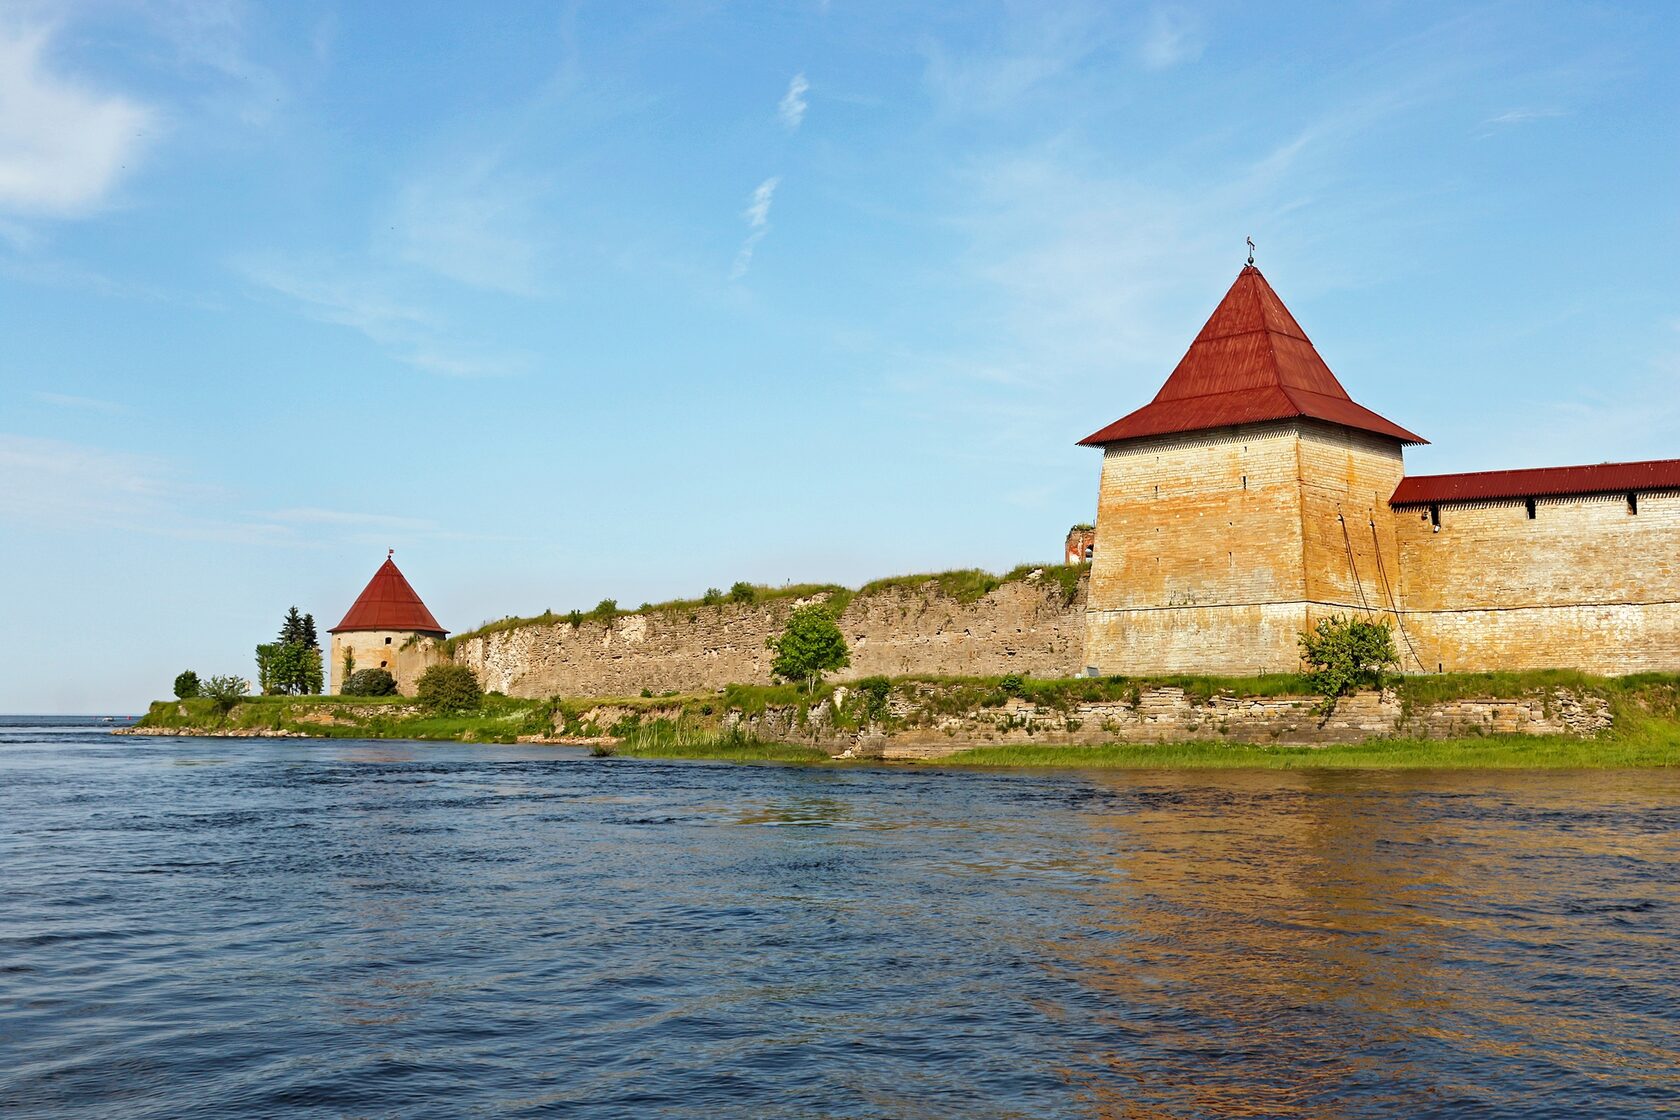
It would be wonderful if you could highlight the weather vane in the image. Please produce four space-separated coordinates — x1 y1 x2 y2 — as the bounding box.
1246 236 1256 266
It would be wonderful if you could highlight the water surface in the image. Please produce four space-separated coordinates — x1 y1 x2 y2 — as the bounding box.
3 718 1677 1118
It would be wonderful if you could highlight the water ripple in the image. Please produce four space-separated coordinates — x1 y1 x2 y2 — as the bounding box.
2 719 1677 1117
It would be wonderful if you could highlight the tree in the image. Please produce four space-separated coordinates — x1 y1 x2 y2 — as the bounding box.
768 605 850 693
344 668 398 696
257 641 324 696
173 670 201 699
202 674 249 713
1299 615 1400 714
341 649 356 687
416 664 483 712
278 606 307 646
729 581 757 604
301 613 319 649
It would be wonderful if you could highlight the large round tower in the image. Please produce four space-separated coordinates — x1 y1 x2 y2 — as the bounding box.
327 551 449 694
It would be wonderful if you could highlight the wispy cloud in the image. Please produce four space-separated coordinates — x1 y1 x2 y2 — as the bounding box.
0 25 155 217
923 9 1109 115
778 72 809 129
268 507 438 532
1485 109 1559 130
387 155 548 296
143 0 288 127
240 256 526 377
0 433 230 536
31 390 123 413
731 176 780 279
1140 8 1203 71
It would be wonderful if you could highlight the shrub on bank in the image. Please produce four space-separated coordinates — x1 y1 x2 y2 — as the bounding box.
173 670 201 699
343 668 399 696
416 664 483 712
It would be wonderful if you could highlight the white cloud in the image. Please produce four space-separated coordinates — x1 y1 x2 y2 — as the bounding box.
0 25 154 217
778 72 809 129
1140 8 1203 71
922 9 1108 115
1485 108 1559 127
388 155 547 296
731 176 780 279
241 257 524 377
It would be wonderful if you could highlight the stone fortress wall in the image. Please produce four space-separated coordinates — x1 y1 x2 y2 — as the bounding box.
450 573 1088 699
1394 488 1680 674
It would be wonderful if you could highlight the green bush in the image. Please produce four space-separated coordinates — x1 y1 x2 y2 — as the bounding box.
856 676 892 722
702 587 723 606
729 581 757 604
416 664 483 712
1299 615 1399 713
173 670 201 699
344 668 398 696
202 674 249 713
999 673 1025 697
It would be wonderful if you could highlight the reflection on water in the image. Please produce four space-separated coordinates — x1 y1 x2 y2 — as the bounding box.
2 720 1676 1119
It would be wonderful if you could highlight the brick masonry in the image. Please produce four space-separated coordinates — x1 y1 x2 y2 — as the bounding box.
1084 418 1680 677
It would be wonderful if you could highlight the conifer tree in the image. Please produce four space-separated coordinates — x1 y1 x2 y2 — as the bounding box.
301 613 319 649
279 606 306 646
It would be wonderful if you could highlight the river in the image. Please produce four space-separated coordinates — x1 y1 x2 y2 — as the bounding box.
3 718 1676 1118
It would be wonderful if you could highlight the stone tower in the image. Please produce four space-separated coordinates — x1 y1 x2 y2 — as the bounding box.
328 551 449 694
1078 265 1426 675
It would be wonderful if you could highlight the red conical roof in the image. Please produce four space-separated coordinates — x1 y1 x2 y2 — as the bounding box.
329 553 446 635
1078 265 1425 446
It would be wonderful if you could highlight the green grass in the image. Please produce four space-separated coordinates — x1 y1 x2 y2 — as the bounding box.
927 729 1680 770
607 718 829 763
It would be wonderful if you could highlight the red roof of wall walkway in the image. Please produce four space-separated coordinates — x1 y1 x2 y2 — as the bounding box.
1391 459 1680 505
329 555 447 635
1078 265 1426 447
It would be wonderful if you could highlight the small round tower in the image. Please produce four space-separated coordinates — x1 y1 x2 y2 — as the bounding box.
328 551 449 694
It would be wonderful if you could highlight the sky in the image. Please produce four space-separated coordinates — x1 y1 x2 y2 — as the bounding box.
1 1 1676 712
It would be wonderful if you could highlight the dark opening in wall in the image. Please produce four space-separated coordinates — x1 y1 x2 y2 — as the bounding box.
1429 504 1441 532
1525 499 1537 520
1628 492 1639 515
384 636 392 644
1241 474 1247 490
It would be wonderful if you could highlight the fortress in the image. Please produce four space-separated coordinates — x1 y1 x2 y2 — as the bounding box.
331 263 1678 698
1079 264 1679 677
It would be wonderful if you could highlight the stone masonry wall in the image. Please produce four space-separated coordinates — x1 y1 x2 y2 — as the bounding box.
451 571 1088 698
711 686 1613 760
1394 489 1680 674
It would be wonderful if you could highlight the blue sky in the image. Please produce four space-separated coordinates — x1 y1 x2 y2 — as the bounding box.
2 1 1676 712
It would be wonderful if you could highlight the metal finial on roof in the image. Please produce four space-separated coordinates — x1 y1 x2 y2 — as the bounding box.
1246 236 1256 266
388 548 394 559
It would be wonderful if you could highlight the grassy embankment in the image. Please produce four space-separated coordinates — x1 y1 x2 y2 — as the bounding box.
443 563 1085 651
130 670 1680 769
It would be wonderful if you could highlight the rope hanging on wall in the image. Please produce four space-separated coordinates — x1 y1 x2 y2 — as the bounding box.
1338 512 1375 618
1370 518 1429 671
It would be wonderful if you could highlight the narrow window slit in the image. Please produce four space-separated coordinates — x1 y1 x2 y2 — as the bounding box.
1628 492 1639 515
1525 498 1537 520
1429 504 1440 532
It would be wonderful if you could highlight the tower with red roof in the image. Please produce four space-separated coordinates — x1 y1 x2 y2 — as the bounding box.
1078 263 1425 675
1080 261 1679 676
328 551 449 694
